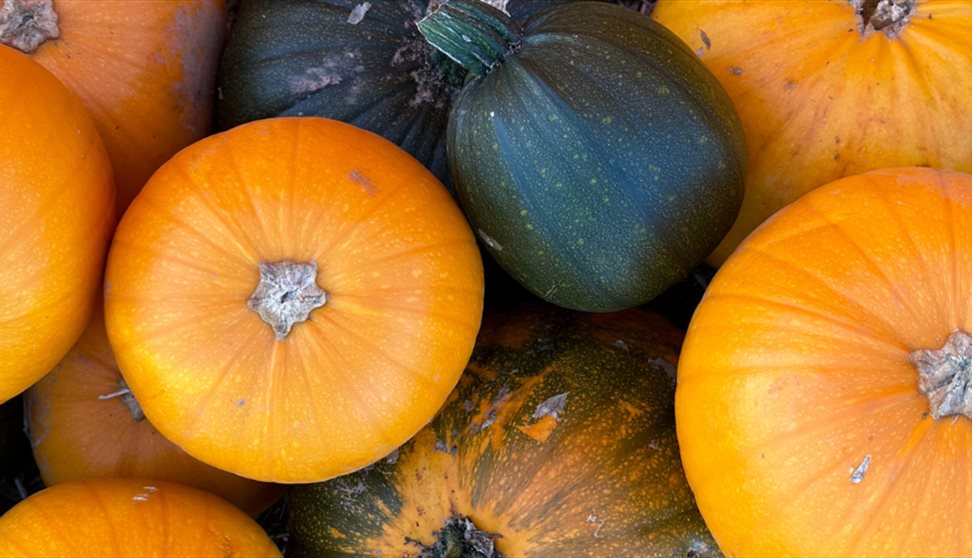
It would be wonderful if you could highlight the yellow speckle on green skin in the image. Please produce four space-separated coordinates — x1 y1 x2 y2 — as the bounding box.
590 178 598 185
602 116 614 125
577 238 586 246
657 85 670 94
520 209 528 216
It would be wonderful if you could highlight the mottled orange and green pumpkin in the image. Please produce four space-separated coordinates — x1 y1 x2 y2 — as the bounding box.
289 305 719 558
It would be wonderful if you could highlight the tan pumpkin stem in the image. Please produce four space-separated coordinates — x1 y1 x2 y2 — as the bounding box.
419 516 502 558
0 0 58 54
850 0 915 37
910 330 972 420
98 378 146 423
247 260 326 340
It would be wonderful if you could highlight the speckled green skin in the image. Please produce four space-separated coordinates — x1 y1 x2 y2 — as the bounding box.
288 305 721 558
441 2 746 311
216 0 601 187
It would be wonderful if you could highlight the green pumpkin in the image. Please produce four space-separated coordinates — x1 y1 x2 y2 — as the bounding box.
289 305 720 558
217 0 601 186
419 1 745 311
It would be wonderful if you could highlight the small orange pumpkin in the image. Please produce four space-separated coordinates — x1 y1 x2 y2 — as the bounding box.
0 45 114 403
104 117 484 483
0 0 226 212
0 479 281 557
678 167 972 556
653 0 972 264
24 308 283 516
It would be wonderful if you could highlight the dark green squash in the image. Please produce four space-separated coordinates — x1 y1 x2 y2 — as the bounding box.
217 0 601 186
289 305 720 558
418 1 746 311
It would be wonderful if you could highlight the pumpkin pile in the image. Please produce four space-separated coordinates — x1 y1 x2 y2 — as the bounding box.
0 0 970 556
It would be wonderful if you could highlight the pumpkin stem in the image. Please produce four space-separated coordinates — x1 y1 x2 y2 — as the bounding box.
247 260 326 340
0 0 58 54
910 330 972 420
417 0 522 76
851 0 915 36
98 378 146 423
420 516 502 558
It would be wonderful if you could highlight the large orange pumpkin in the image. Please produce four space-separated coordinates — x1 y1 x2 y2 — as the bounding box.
0 0 226 212
677 167 972 556
653 0 972 264
24 308 283 516
104 117 484 483
0 479 280 557
0 45 114 403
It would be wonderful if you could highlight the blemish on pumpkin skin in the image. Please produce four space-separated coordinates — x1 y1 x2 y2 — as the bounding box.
850 454 872 484
349 169 377 195
347 2 371 24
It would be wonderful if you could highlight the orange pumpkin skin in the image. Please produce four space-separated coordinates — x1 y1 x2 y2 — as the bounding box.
0 45 114 404
104 117 485 483
677 167 972 556
0 0 226 213
24 309 283 516
0 479 281 557
653 0 972 264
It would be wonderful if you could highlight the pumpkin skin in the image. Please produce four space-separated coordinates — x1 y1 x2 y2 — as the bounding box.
653 0 972 265
0 479 280 557
421 1 745 311
0 46 114 404
104 117 484 483
0 0 226 213
677 167 972 556
24 308 283 516
289 305 719 558
217 0 598 187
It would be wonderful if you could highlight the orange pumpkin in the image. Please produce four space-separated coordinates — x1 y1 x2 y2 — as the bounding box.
677 167 972 556
0 0 226 212
0 479 281 557
104 117 484 483
24 308 283 516
653 0 972 264
0 45 114 403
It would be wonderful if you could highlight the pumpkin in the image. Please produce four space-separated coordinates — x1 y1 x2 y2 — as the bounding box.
0 479 280 556
104 117 484 483
0 45 114 404
0 0 226 212
418 1 745 312
289 304 719 557
216 0 599 187
653 0 972 265
24 308 283 516
677 167 972 556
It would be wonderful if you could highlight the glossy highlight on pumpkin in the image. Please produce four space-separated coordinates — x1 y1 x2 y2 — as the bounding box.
0 45 114 403
0 479 281 557
654 0 972 264
104 117 484 483
678 168 972 556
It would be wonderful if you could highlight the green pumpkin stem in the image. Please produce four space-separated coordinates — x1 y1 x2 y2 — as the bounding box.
416 0 522 76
